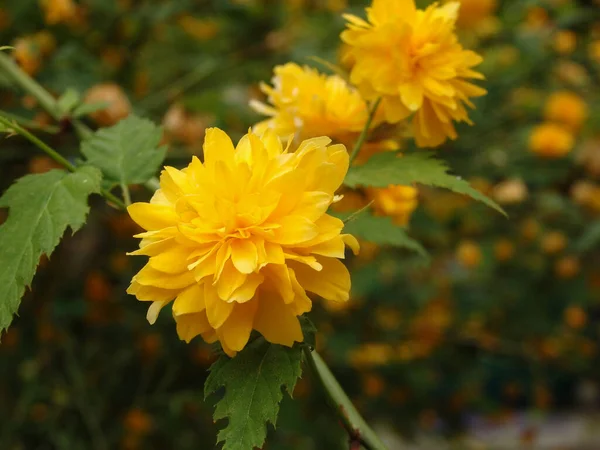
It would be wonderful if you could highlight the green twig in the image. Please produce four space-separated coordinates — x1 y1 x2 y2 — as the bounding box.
0 111 60 134
120 182 132 207
0 114 126 210
343 200 374 225
349 98 381 166
303 348 388 450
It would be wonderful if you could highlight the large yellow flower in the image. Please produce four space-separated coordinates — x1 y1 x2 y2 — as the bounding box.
127 128 358 356
341 0 486 148
251 63 373 143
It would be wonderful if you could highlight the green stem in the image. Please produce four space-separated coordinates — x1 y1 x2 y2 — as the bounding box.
0 114 76 170
1 111 61 134
0 52 62 121
349 98 381 166
120 182 132 206
303 348 388 450
0 114 126 210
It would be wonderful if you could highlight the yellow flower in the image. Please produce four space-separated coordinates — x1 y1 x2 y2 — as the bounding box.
529 123 575 159
544 91 588 131
127 128 359 357
341 0 486 148
39 0 77 25
367 185 418 226
251 63 373 143
553 30 577 55
450 0 497 28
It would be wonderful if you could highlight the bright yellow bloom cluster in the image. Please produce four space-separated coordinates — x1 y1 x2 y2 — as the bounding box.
40 0 77 25
529 123 574 159
451 0 497 28
251 63 373 143
543 91 588 131
127 128 358 356
341 0 486 148
368 185 418 226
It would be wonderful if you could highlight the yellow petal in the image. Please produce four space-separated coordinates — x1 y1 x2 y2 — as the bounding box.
219 301 259 352
271 215 319 245
203 127 235 168
204 283 234 328
176 312 212 343
230 239 259 274
172 284 205 316
128 203 178 231
146 300 167 325
254 291 303 347
133 265 196 290
127 280 179 302
149 246 194 274
215 260 247 301
290 257 351 302
229 272 264 303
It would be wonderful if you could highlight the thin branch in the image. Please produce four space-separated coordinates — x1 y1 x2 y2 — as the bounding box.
349 98 381 166
303 348 388 450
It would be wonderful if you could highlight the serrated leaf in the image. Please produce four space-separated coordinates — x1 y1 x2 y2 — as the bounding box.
205 339 303 450
345 152 506 215
341 212 429 259
81 115 166 188
0 167 102 333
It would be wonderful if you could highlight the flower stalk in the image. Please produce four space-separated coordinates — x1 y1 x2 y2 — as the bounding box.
349 97 381 166
303 347 388 450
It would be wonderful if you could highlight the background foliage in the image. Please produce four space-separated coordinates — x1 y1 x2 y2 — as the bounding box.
1 0 600 448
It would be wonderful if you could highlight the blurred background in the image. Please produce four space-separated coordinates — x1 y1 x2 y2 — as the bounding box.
1 0 600 449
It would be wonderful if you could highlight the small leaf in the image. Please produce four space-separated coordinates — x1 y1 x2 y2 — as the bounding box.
298 315 317 349
574 221 600 253
0 46 14 52
345 152 506 215
81 115 166 188
205 339 303 450
0 167 102 333
57 88 81 115
72 101 109 118
341 211 429 259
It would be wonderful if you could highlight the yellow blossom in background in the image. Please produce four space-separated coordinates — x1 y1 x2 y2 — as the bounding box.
450 0 497 28
553 30 577 55
529 123 575 159
251 63 375 143
368 185 419 226
589 40 600 63
544 91 588 131
40 0 77 25
84 83 131 127
127 129 359 357
341 0 486 148
178 16 220 41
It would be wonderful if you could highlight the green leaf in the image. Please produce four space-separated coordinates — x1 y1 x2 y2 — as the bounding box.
341 212 429 259
345 152 506 215
0 46 14 52
574 220 600 253
72 101 109 118
205 339 303 450
81 115 166 188
0 167 102 333
57 88 81 115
